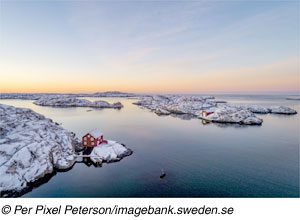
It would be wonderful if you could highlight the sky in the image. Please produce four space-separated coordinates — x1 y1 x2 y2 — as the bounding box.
0 0 299 94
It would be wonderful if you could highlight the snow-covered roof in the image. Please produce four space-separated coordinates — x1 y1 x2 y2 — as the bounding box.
88 129 103 138
202 110 214 113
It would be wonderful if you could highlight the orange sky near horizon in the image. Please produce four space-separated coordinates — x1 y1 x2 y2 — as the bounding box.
1 57 299 94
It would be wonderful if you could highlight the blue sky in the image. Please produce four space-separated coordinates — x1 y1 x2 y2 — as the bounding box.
0 0 299 93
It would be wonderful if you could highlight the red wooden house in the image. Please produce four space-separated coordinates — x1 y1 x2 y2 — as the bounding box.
201 110 214 117
82 129 108 147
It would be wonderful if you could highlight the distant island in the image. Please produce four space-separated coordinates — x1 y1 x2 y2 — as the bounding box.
0 91 138 100
133 95 297 125
34 96 123 109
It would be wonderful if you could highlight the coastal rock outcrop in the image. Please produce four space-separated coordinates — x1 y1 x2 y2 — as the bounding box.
0 93 42 100
269 106 297 114
34 96 123 108
234 105 271 114
0 104 78 194
133 95 217 116
202 107 263 125
231 104 297 115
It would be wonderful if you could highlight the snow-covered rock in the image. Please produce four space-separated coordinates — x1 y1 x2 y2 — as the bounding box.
237 105 297 114
34 96 123 108
0 104 79 194
89 141 132 162
269 106 297 114
201 106 263 125
221 104 296 115
91 91 137 97
133 95 217 116
0 93 43 100
154 108 171 115
133 95 297 125
237 105 270 114
243 116 263 125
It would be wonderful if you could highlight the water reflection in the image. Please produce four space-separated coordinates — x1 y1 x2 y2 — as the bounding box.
76 148 102 168
170 113 195 120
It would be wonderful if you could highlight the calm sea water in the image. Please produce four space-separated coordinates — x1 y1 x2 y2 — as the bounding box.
0 95 299 197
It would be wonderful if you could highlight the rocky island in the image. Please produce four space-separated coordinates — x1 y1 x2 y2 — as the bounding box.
133 95 297 125
88 141 133 163
34 96 123 108
0 93 44 100
0 104 132 197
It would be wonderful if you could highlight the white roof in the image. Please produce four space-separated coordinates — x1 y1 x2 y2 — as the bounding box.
203 110 214 113
88 129 103 138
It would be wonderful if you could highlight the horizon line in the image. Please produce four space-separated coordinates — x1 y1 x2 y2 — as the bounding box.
0 91 299 96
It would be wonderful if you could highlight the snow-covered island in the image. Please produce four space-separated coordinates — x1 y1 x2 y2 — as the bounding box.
34 96 123 108
87 91 138 97
0 104 132 197
133 95 297 125
87 141 133 163
0 93 43 100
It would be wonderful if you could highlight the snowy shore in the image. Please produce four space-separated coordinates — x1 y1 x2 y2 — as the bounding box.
88 141 133 163
133 95 297 125
0 104 132 196
0 104 78 194
34 96 123 108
